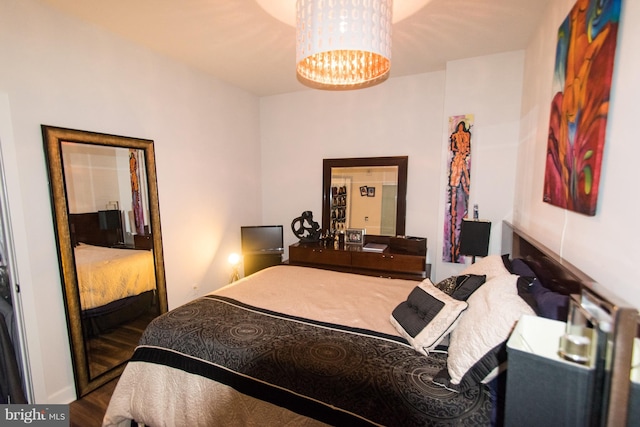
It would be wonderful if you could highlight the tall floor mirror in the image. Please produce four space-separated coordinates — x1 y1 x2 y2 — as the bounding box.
42 126 168 397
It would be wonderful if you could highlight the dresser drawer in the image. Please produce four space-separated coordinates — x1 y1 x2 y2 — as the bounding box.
134 233 153 250
289 245 352 267
351 251 425 274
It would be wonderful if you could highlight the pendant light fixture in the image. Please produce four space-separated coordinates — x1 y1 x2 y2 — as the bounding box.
256 0 431 91
295 0 393 90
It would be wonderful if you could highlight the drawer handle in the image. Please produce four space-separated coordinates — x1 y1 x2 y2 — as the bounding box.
382 255 394 259
313 249 323 253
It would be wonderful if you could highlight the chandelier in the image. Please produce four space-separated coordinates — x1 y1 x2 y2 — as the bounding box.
296 0 393 90
255 0 431 90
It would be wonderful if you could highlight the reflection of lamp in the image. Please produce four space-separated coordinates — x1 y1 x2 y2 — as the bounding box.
459 219 491 263
228 253 241 283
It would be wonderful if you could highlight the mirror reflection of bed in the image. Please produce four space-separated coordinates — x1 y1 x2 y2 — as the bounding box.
43 125 168 397
69 211 159 379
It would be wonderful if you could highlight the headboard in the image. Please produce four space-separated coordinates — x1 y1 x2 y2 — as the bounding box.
504 221 637 427
69 210 123 247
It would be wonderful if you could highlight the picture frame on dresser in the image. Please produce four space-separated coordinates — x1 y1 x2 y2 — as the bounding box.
346 228 365 245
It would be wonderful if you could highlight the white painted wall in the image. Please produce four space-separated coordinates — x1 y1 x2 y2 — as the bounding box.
261 51 525 282
514 0 640 309
260 73 447 269
437 51 525 280
0 0 262 403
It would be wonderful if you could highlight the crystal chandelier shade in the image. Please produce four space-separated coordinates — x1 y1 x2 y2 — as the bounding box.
296 0 393 90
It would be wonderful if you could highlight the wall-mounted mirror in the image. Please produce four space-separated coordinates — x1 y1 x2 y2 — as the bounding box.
42 126 167 397
322 156 408 236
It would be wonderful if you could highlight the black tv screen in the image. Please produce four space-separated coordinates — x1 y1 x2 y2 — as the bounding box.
241 225 284 254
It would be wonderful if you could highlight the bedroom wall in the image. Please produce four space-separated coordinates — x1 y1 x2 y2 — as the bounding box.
0 0 262 403
260 73 446 269
514 0 640 309
260 51 524 282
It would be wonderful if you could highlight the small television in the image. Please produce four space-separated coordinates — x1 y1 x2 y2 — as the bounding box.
241 225 284 255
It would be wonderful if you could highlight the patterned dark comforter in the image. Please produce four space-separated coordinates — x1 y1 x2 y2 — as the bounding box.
133 295 491 426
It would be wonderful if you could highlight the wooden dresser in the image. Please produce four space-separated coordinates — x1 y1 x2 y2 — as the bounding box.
289 237 428 281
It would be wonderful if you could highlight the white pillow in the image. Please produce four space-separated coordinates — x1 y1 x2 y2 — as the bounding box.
447 274 535 386
390 279 468 355
460 254 510 281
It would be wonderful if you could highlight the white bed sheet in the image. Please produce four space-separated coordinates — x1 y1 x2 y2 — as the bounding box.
213 265 418 338
103 266 421 427
74 243 156 310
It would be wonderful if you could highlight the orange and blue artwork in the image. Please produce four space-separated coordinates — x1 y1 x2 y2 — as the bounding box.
443 114 473 263
543 0 622 216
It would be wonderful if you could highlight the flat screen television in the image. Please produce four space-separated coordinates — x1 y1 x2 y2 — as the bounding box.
241 225 284 255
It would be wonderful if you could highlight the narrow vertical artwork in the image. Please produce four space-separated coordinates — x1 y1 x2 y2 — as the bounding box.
130 149 144 235
543 0 622 216
443 114 473 263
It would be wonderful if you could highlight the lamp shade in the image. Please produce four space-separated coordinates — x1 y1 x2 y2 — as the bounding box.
459 220 491 257
296 0 393 90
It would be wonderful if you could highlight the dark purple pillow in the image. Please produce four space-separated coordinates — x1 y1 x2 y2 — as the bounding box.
516 277 539 314
510 258 536 278
529 279 569 321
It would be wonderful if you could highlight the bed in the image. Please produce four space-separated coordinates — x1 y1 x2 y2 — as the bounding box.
76 243 156 336
69 212 157 337
102 225 637 426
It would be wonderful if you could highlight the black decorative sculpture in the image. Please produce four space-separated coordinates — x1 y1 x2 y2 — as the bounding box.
291 211 321 243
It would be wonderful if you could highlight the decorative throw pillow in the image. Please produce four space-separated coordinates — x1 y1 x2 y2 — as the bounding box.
434 276 458 295
390 280 468 355
529 279 569 321
450 274 486 301
509 258 537 278
435 274 486 301
460 255 510 281
445 274 535 390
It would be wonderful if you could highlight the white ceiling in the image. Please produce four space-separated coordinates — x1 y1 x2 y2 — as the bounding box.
39 0 551 97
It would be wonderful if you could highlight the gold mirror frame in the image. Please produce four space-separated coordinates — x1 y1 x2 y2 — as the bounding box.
42 125 168 397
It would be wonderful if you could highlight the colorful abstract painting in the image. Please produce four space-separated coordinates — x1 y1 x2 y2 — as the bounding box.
443 114 473 263
130 149 145 235
543 0 622 216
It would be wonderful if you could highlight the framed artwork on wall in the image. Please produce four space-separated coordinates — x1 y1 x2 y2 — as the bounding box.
543 0 622 216
442 114 473 263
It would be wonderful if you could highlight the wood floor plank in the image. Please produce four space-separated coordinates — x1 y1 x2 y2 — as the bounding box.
69 377 118 427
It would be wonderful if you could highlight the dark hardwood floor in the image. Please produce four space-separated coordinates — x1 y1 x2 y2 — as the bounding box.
69 377 119 427
87 312 153 378
69 313 156 426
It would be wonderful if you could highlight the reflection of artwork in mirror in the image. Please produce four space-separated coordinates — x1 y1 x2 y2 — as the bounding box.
43 126 167 397
331 166 397 235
